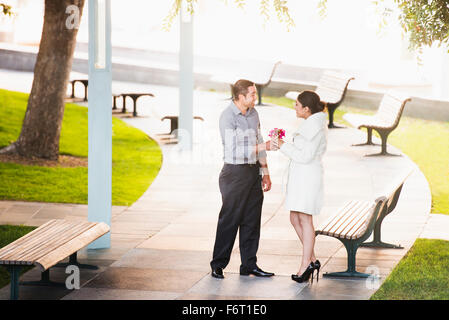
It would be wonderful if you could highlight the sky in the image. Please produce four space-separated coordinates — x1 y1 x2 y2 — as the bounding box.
1 0 448 99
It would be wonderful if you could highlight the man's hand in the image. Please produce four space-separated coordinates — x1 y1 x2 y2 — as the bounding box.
262 175 272 192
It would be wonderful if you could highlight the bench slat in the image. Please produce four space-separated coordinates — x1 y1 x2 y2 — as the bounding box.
3 221 94 264
0 220 70 263
340 204 375 239
35 222 110 272
317 200 359 234
324 201 369 236
17 222 96 264
0 220 61 259
331 202 373 238
2 220 80 263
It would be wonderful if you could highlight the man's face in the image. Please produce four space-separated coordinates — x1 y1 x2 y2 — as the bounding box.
240 85 257 109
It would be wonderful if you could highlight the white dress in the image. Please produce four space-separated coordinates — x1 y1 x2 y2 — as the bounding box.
279 112 328 215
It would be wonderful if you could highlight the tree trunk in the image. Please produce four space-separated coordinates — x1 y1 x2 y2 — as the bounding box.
9 0 85 160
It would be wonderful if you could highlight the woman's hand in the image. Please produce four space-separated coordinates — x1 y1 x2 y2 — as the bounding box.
265 141 279 151
277 139 284 148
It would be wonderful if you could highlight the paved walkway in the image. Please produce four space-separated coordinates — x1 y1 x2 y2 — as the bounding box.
0 70 446 300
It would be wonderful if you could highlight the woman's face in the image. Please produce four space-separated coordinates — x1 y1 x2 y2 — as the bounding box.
294 100 311 119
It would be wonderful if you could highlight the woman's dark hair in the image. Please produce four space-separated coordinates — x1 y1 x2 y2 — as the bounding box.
297 91 326 114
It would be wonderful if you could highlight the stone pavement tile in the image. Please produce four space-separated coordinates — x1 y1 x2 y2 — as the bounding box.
137 235 217 252
77 247 130 261
321 257 397 277
419 214 449 241
85 267 208 293
112 248 212 272
177 293 268 300
0 213 36 225
260 226 299 241
3 203 43 215
156 223 218 238
225 253 305 277
291 277 378 300
332 246 411 260
186 273 306 299
110 221 168 235
32 206 72 219
62 287 181 300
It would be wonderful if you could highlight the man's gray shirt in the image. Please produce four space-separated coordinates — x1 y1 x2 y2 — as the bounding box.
219 101 267 164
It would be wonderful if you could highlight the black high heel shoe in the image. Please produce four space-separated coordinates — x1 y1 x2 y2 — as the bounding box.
314 260 321 282
291 262 315 283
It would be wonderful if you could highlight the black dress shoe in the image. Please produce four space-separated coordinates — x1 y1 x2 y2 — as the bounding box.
211 268 224 279
240 266 274 277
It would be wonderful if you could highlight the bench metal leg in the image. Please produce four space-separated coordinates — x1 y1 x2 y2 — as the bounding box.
361 220 403 249
6 265 21 300
353 128 377 146
327 106 345 129
365 129 401 157
83 84 88 102
122 96 127 113
132 98 138 117
54 252 99 270
323 240 371 278
70 82 76 99
255 84 265 106
20 269 66 287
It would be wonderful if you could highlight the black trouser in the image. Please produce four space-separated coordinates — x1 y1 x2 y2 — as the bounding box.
210 163 264 272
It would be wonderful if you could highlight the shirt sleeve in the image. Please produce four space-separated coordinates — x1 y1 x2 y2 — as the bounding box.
279 133 324 164
256 122 267 160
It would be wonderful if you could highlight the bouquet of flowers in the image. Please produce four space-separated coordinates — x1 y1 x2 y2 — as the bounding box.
268 128 285 150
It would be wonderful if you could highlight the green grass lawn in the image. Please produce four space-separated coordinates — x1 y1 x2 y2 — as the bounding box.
0 89 162 206
370 239 449 300
265 95 449 300
0 225 36 290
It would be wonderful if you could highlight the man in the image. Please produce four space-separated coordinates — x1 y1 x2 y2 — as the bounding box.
210 79 275 279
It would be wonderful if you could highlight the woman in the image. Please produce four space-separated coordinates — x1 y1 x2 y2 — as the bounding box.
276 91 328 283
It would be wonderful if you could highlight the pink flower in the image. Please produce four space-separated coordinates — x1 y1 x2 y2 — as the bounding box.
268 128 286 140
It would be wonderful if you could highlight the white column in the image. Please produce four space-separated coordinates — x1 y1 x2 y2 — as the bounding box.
440 50 449 100
179 5 194 150
87 0 112 249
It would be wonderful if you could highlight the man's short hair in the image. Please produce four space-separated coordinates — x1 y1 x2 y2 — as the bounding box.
232 79 255 100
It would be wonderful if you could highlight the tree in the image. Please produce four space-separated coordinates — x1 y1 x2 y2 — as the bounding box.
393 0 449 52
0 0 85 160
319 0 449 52
0 0 291 160
0 3 13 16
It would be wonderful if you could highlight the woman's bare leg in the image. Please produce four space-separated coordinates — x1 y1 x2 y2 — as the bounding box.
290 211 316 272
297 212 316 275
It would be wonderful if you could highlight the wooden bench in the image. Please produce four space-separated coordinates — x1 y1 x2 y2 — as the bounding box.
361 169 414 249
315 197 387 278
343 92 411 156
286 71 355 128
161 115 205 137
0 219 109 300
120 93 155 117
212 61 282 106
69 79 89 102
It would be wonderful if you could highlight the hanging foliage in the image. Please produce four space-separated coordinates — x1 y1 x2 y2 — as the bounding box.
163 0 295 31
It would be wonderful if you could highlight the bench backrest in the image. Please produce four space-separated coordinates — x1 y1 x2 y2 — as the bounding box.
0 219 110 272
380 168 414 215
315 71 355 105
316 197 386 240
225 60 282 86
374 92 411 129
